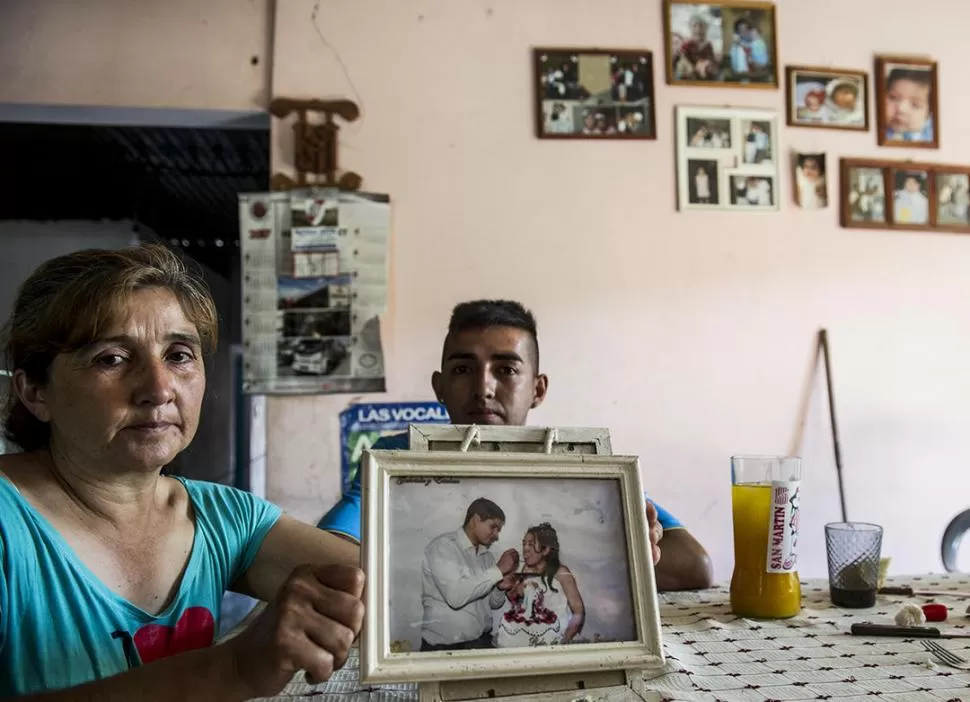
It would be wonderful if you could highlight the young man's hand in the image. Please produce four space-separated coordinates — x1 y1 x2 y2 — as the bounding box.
496 548 520 575
646 501 663 565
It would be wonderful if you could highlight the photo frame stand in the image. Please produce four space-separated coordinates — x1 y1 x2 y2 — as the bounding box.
409 424 659 702
418 669 657 702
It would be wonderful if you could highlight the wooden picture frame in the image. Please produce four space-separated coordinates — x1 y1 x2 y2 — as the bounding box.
663 0 779 89
874 56 939 149
840 158 970 233
785 65 868 131
676 105 780 212
534 48 656 140
409 424 613 455
359 451 664 685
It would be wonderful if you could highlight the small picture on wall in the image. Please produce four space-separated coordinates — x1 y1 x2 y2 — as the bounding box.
664 0 778 88
677 106 779 212
892 169 931 226
844 165 887 225
534 49 656 140
786 66 868 131
687 117 733 148
729 175 774 207
687 159 720 205
794 152 827 209
875 56 939 148
741 119 773 164
937 172 970 226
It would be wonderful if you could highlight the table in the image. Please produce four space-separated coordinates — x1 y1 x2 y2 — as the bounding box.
254 573 970 702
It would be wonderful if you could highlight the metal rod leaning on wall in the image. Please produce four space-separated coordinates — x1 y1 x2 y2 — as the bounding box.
819 329 848 523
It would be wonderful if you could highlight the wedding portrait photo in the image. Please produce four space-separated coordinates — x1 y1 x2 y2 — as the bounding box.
385 475 637 653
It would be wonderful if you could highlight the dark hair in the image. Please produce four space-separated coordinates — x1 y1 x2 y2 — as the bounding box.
446 299 540 369
734 18 751 33
463 497 506 527
526 522 562 592
886 68 932 92
1 244 218 451
798 153 824 172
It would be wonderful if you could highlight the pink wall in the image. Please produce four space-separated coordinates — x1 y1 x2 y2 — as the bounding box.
0 0 271 109
269 0 970 581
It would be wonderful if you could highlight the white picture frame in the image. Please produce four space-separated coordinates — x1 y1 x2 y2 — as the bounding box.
359 450 663 685
408 424 613 455
676 105 781 212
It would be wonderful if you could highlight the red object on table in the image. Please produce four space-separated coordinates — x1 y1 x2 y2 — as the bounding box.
922 603 948 622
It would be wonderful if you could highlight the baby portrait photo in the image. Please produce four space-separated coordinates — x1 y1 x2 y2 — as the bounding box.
794 152 827 210
535 49 655 140
892 170 930 226
386 475 636 653
786 66 868 130
665 1 777 88
876 57 939 148
845 166 887 224
937 172 970 227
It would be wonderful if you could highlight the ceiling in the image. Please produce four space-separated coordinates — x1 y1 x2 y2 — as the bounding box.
0 120 270 278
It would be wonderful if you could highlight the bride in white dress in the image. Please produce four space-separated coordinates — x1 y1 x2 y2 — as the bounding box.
495 523 586 647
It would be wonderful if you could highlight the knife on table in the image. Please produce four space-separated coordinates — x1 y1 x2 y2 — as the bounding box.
879 586 970 598
851 623 970 639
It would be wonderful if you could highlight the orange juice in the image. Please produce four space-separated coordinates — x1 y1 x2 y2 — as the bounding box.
730 483 801 618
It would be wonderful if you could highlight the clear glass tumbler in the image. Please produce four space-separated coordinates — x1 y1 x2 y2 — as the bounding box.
825 522 883 608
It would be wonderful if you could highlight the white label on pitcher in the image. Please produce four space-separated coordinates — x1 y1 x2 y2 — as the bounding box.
765 480 801 573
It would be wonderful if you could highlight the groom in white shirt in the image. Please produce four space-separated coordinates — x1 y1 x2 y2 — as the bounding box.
420 497 521 650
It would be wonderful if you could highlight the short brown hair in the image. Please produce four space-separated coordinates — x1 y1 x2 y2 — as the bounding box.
1 244 218 450
462 497 506 527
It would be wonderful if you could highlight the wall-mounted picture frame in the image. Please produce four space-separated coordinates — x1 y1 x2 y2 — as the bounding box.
663 0 778 89
793 151 828 209
785 66 868 131
359 451 664 685
676 106 780 212
534 48 656 140
874 56 939 149
840 158 970 233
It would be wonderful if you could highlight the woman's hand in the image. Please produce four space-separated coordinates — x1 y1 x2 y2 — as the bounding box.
226 563 365 699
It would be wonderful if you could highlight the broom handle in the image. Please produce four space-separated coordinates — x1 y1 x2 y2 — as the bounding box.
819 329 848 522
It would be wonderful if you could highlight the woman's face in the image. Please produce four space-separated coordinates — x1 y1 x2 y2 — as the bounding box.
522 532 549 567
802 159 820 180
24 287 206 473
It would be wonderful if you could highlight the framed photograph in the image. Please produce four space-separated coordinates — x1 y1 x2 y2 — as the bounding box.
841 158 970 233
677 106 780 212
409 424 613 455
359 451 663 684
534 48 656 140
663 0 778 88
785 66 868 131
875 56 939 148
793 151 828 209
936 170 970 229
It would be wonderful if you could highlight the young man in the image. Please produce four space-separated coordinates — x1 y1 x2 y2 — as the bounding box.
420 498 519 651
319 300 714 591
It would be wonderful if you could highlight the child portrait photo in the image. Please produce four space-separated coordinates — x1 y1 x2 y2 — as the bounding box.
535 49 656 140
688 159 720 205
794 152 827 210
937 172 970 227
892 170 930 226
786 66 868 131
844 165 887 225
664 1 777 88
876 57 939 148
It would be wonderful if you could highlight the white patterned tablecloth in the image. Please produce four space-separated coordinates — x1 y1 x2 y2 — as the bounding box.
256 573 970 702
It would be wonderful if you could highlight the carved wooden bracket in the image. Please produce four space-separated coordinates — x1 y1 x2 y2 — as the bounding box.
269 97 362 191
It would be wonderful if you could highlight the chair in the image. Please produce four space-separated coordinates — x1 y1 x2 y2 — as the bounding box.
941 509 970 572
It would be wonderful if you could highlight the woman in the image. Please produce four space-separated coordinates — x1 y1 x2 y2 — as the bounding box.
0 244 363 700
495 523 585 647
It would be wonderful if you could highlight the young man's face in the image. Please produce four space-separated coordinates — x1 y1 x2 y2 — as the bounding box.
470 515 504 548
886 78 930 133
432 326 548 426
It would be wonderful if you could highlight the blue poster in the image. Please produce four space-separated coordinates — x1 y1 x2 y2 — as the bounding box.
339 401 450 494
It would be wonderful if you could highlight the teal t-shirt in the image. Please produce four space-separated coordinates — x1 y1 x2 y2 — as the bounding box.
0 474 282 697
